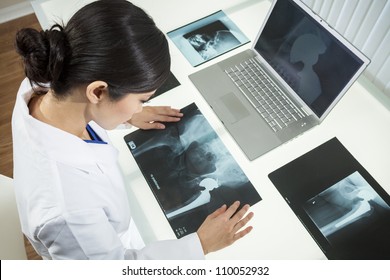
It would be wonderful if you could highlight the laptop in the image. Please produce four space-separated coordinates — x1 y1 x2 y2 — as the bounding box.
189 0 370 160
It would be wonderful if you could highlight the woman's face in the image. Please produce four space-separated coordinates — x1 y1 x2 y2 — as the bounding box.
93 91 154 130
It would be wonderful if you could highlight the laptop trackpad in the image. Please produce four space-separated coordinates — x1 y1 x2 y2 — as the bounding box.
214 92 250 124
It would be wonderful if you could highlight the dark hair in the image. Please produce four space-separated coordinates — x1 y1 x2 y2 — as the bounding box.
15 0 170 100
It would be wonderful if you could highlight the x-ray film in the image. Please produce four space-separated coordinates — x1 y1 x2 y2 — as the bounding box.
167 10 250 67
125 103 261 238
269 138 390 259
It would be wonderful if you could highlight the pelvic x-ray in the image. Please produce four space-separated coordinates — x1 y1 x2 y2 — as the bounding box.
124 103 261 238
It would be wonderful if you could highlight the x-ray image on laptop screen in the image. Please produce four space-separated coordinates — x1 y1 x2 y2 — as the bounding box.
255 0 364 118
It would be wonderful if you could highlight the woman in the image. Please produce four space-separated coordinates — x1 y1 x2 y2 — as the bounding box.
12 0 253 259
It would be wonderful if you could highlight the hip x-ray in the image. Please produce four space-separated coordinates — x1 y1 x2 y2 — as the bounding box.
125 103 261 238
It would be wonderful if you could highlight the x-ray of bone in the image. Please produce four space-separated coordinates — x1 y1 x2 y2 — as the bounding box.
125 103 261 238
304 171 390 240
168 10 249 66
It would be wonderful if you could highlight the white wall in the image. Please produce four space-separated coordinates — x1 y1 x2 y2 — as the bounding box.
0 0 33 24
0 0 26 10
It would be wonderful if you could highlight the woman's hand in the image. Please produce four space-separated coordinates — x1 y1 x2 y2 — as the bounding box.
129 106 183 130
196 201 254 254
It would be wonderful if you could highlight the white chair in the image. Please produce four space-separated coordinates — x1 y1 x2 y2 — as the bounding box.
0 174 27 259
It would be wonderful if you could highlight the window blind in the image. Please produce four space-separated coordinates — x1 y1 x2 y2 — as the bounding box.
302 0 389 95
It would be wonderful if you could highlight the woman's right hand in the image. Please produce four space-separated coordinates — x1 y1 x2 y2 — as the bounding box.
196 201 254 254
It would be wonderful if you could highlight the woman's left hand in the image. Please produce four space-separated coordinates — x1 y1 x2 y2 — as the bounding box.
128 106 183 130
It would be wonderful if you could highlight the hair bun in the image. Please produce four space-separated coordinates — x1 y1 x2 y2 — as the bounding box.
15 24 68 85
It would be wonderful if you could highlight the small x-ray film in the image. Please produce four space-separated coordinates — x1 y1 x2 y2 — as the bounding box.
167 10 249 66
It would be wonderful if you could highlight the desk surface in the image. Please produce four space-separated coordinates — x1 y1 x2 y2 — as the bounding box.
31 0 390 259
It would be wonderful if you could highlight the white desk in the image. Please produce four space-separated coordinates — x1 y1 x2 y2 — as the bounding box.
31 0 390 259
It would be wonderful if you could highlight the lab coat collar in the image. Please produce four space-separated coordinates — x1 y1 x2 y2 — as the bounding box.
17 81 118 174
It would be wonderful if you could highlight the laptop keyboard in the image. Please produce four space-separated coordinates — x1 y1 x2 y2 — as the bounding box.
225 58 306 132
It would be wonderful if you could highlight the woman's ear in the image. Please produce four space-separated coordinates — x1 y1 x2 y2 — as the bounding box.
86 81 108 104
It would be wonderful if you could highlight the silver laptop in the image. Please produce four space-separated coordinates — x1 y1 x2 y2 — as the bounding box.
189 0 370 160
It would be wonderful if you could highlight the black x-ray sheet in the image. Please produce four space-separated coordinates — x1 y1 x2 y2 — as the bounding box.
153 71 180 99
124 103 261 238
268 137 390 259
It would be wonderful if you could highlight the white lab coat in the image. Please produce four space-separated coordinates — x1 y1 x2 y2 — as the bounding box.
11 78 204 260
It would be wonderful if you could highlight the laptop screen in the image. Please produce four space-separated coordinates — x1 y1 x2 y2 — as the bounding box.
254 0 365 118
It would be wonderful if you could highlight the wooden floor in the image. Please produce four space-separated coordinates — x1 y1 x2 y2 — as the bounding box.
0 13 42 260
